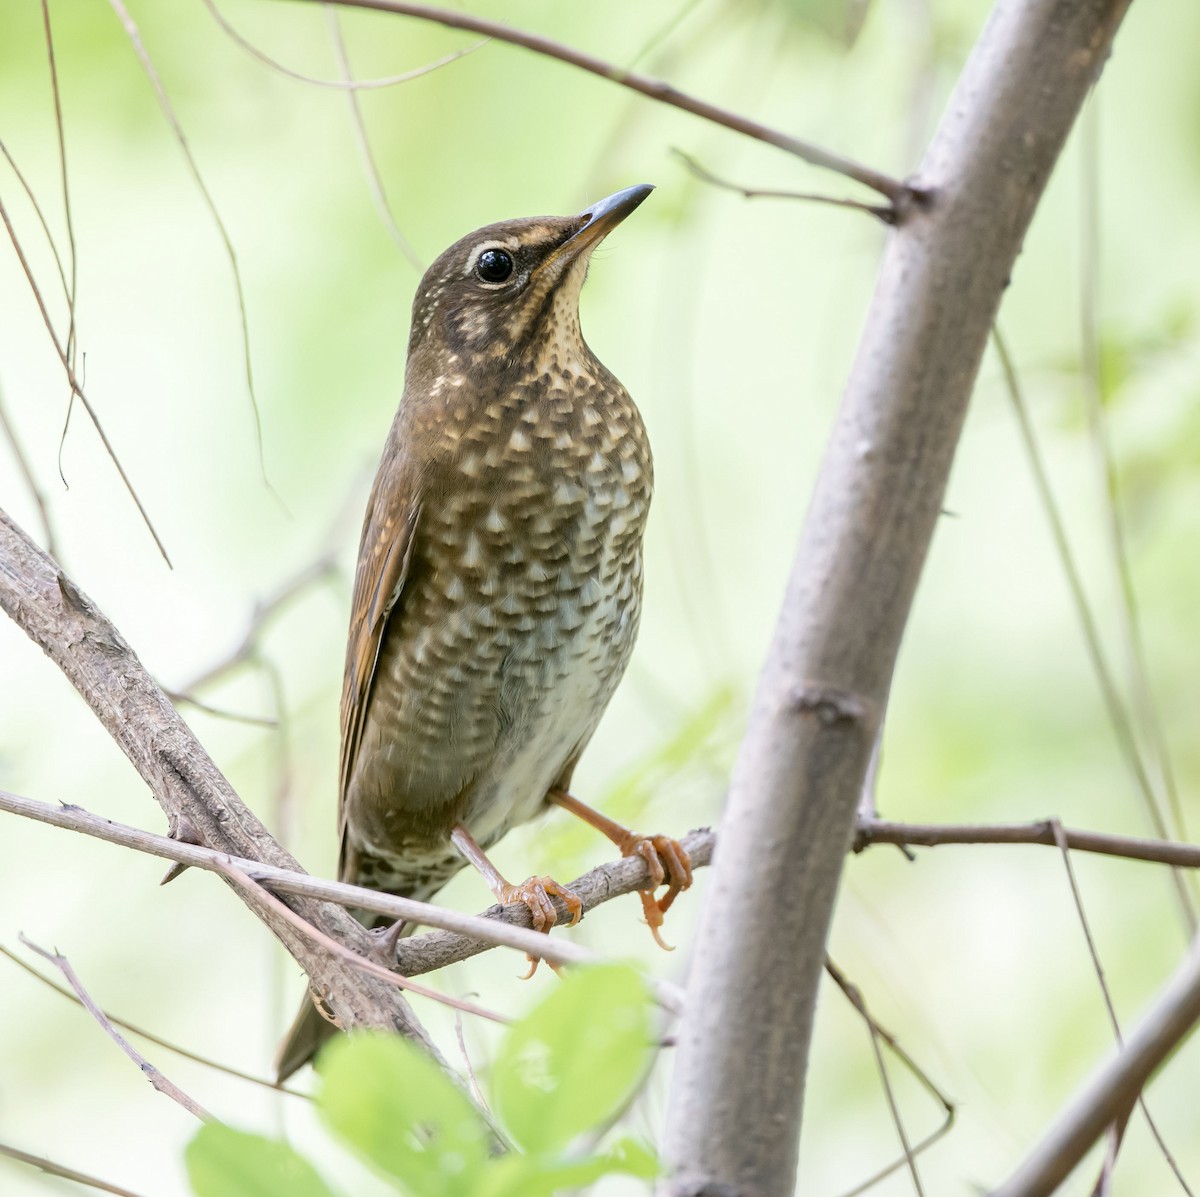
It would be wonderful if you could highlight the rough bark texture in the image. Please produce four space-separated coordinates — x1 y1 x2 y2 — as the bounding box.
660 1 1132 1193
0 508 442 1065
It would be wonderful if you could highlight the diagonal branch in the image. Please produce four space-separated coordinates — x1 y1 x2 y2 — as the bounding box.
0 506 445 1071
993 937 1200 1197
19 935 213 1123
295 0 910 204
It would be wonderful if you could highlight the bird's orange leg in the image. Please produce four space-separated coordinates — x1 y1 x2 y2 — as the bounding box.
451 823 581 977
547 789 692 950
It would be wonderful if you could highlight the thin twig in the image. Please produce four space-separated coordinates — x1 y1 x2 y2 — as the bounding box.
0 944 309 1100
992 936 1200 1197
163 690 278 728
1077 101 1191 892
0 787 694 1009
0 383 58 560
213 859 510 1025
993 326 1195 928
299 0 910 204
0 200 172 564
173 550 339 695
324 6 423 268
673 149 897 223
826 961 954 1197
18 936 214 1122
105 0 276 500
454 1010 491 1114
40 0 78 376
0 1139 149 1197
203 0 482 91
1048 822 1193 1195
0 135 71 305
854 816 1200 869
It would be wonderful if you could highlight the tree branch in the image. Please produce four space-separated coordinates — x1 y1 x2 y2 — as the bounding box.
0 507 443 1068
0 786 703 1006
660 1 1133 1193
992 938 1200 1197
294 0 909 204
855 817 1200 869
19 935 213 1123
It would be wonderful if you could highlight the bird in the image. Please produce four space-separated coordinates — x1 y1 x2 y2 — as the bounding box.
276 184 692 1081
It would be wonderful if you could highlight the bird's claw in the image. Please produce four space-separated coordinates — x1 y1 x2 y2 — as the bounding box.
497 875 581 979
497 874 582 933
617 833 693 951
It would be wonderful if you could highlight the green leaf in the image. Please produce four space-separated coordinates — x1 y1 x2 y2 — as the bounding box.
317 1032 490 1195
185 1125 341 1197
474 1137 658 1197
491 964 654 1154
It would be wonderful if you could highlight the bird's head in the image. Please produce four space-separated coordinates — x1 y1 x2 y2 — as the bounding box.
406 184 653 376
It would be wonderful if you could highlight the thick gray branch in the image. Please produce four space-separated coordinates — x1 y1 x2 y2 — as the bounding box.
992 939 1200 1197
660 1 1132 1194
0 508 440 1063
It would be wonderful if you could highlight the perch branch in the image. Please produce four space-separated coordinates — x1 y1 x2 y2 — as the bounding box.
0 786 700 1008
0 507 445 1071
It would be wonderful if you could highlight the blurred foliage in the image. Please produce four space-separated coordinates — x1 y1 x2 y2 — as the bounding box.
186 965 657 1197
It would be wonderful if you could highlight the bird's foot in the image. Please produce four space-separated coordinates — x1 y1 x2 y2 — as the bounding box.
497 875 582 934
496 876 581 979
616 832 694 951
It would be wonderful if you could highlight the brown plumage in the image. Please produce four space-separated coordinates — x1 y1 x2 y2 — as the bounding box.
277 186 690 1080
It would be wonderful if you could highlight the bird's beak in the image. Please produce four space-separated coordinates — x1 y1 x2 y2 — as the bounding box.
556 184 654 262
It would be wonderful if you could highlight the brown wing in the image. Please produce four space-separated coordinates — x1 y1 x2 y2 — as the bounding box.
336 445 422 868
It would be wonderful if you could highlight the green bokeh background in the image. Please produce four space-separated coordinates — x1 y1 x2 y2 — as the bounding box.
2 0 1199 1193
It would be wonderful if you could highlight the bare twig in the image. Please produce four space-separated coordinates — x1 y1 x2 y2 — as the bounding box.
39 0 78 371
673 149 896 223
0 786 698 1008
1047 822 1193 1195
854 816 1200 870
0 198 171 565
1077 101 1191 892
213 860 509 1024
993 327 1197 931
992 937 1200 1197
298 0 910 204
173 551 340 695
105 0 275 498
0 1139 148 1197
0 383 58 560
0 943 309 1099
0 135 72 305
825 962 925 1197
18 936 213 1122
203 0 483 90
661 3 1133 1192
323 7 423 269
0 507 446 1073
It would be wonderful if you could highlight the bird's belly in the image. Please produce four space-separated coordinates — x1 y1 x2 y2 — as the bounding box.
351 543 642 856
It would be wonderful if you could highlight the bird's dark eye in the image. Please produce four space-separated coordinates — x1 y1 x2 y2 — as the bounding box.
476 249 514 283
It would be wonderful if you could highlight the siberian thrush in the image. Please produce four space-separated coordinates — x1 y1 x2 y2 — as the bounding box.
276 185 691 1080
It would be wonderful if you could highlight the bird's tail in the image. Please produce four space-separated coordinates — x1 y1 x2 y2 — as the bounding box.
274 856 456 1083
